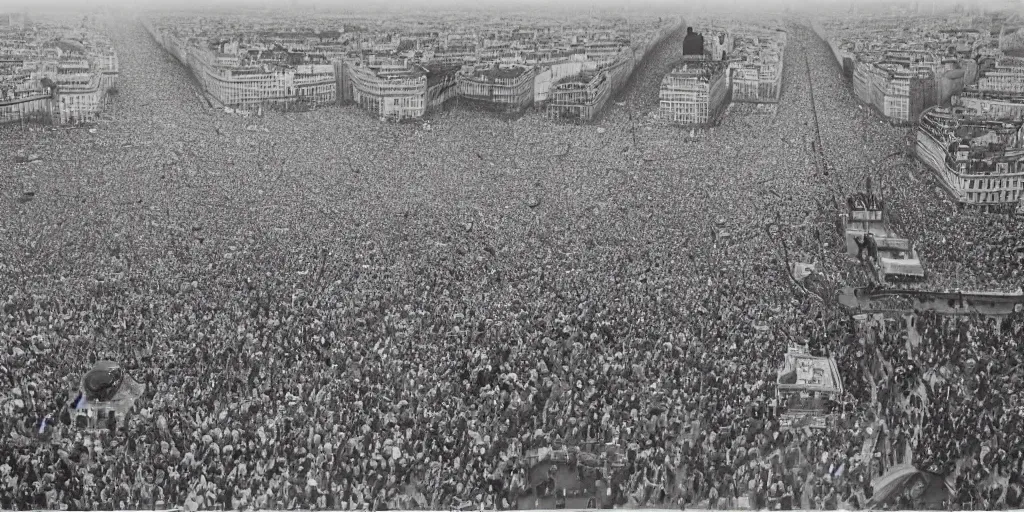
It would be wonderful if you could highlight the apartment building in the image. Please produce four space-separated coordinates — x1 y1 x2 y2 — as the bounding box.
54 72 103 123
659 59 729 125
545 69 610 122
699 28 733 62
293 63 337 105
0 88 54 124
584 40 626 63
457 64 536 114
975 58 1024 94
94 52 119 91
145 21 335 109
917 105 1024 211
1 24 117 125
952 58 1024 120
954 89 1024 120
142 12 680 123
728 29 785 103
852 59 935 124
347 58 426 121
425 64 459 114
533 60 595 104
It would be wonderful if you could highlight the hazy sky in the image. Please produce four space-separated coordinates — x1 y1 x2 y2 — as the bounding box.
3 0 1012 15
2 0 902 8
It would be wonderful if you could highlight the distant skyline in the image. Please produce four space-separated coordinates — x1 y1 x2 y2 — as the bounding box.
3 0 1021 14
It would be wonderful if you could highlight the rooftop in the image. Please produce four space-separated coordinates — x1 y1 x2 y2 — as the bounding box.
925 105 1022 126
959 87 1024 103
777 352 843 394
466 64 531 80
421 63 459 86
665 60 726 81
365 62 425 79
554 69 601 88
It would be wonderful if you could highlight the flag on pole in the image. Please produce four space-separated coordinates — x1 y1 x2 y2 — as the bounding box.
71 392 88 410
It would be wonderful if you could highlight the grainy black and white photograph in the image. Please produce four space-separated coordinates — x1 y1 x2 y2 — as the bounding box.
1 0 1023 510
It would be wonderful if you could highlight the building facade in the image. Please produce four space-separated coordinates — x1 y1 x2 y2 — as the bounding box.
1 33 118 125
953 90 1024 120
545 69 610 122
814 16 982 123
55 74 104 123
188 49 336 108
145 21 335 109
731 66 760 103
347 59 427 121
729 30 785 103
533 60 593 104
852 61 934 124
457 64 536 113
293 64 337 106
658 59 729 125
951 58 1024 121
917 106 1024 211
0 91 54 124
93 52 119 92
425 65 459 115
976 59 1024 94
730 61 783 103
540 18 681 122
698 27 733 62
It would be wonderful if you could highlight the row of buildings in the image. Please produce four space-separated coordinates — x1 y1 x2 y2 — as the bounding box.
657 23 786 126
144 13 682 122
730 27 786 103
814 15 983 124
817 11 1024 213
1 12 119 125
916 103 1024 212
142 21 338 110
916 56 1024 213
953 56 1024 117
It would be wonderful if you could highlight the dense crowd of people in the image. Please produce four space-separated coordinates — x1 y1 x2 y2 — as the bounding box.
1 11 1022 512
911 312 1024 505
846 309 1024 509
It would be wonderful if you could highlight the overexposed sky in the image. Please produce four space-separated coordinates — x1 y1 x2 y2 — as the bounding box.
0 0 898 8
1 0 1012 14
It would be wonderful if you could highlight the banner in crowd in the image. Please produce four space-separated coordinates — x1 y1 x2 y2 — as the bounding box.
789 261 820 281
860 421 880 463
779 412 827 430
